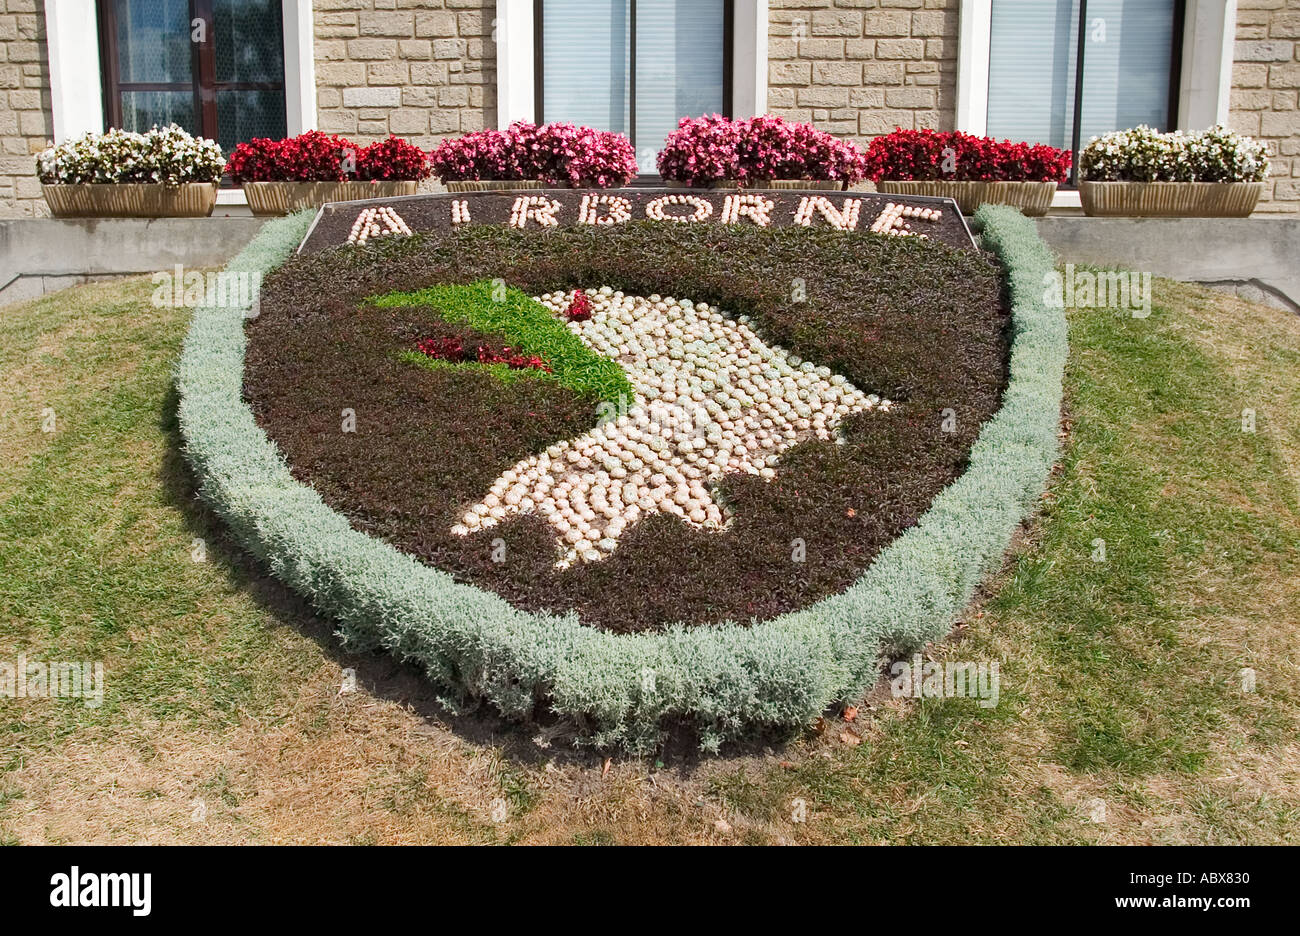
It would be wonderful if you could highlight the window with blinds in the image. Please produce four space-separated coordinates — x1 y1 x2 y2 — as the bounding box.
986 0 1181 164
538 0 730 173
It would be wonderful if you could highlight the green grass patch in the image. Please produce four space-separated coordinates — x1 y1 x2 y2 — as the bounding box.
372 280 634 406
3 257 1299 844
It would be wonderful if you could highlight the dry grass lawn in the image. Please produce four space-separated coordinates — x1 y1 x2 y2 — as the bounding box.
1 271 1297 845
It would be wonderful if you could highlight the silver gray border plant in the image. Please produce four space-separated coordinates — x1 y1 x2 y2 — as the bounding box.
175 203 1065 753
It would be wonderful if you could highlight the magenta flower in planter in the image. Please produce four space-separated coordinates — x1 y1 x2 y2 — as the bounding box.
429 122 638 188
657 114 867 187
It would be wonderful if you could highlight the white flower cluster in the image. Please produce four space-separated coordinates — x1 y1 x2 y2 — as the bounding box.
348 206 413 245
453 287 891 567
1080 125 1270 184
579 194 633 225
644 194 713 223
509 196 562 227
869 202 940 237
35 124 224 185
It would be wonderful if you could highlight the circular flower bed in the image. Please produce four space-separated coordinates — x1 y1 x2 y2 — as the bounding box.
244 222 1007 632
178 202 1065 752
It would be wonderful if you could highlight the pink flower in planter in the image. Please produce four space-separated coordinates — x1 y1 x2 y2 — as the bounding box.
429 122 636 187
657 114 867 186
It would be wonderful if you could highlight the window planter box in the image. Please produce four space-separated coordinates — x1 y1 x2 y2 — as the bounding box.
41 182 218 218
876 180 1057 217
443 180 545 193
242 180 420 217
1078 181 1264 218
665 180 847 191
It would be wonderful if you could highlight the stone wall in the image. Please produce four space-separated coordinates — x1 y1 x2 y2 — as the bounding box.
0 0 50 218
765 0 959 140
313 0 496 152
1231 0 1300 213
2 0 1297 218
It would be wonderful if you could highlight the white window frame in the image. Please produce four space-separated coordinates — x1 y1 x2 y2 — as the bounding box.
957 0 1235 136
955 0 1235 209
495 0 767 130
44 0 315 205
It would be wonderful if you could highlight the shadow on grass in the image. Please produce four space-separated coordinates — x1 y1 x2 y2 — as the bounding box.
155 381 803 770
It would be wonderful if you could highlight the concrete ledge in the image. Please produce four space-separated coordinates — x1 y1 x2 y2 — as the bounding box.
0 217 267 305
3 215 1297 313
1036 217 1300 312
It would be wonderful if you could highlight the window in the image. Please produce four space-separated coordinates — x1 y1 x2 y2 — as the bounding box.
535 0 732 173
98 0 287 154
985 0 1183 169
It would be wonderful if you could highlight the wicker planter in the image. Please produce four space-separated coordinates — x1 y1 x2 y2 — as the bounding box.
664 179 846 191
242 180 420 216
1078 180 1264 217
443 180 545 193
713 179 846 191
876 180 1058 216
41 182 217 218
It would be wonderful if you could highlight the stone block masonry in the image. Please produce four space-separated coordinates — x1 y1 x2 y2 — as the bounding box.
0 0 51 218
766 0 959 140
1231 0 1300 213
314 0 496 154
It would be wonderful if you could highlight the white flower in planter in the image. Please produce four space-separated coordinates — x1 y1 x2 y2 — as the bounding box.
35 124 224 186
454 289 892 567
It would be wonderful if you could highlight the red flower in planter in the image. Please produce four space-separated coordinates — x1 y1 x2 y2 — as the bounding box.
862 129 1071 183
356 135 433 181
656 114 867 186
226 131 432 183
428 122 637 186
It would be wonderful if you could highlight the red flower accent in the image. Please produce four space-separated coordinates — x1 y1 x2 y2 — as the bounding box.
415 336 551 373
566 290 592 321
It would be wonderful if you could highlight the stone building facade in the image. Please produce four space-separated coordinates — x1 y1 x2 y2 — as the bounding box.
1232 0 1300 212
765 0 958 138
313 0 495 145
1 0 1297 217
0 0 51 214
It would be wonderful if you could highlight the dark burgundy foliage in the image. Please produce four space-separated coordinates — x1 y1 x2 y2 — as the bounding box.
243 223 1009 633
